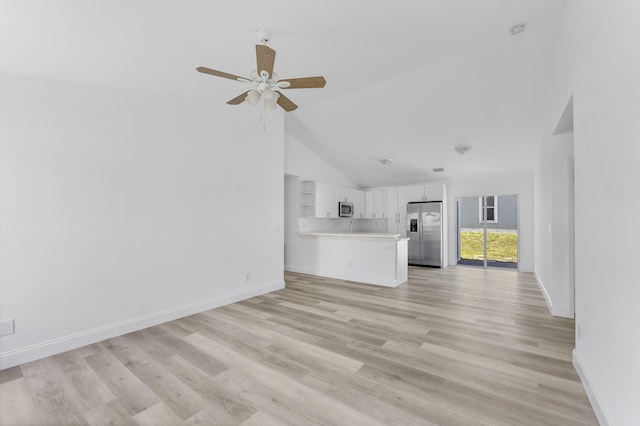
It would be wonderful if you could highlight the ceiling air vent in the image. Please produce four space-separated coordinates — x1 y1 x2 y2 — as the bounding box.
432 168 445 173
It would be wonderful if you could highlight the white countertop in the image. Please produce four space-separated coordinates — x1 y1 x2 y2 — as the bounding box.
298 231 407 241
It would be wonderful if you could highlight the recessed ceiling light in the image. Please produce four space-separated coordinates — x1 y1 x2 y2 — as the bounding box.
510 23 526 36
432 168 445 173
454 145 472 155
379 158 392 165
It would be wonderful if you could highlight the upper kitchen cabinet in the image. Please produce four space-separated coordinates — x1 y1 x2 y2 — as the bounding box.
424 184 445 201
301 180 365 218
398 184 445 205
391 184 447 237
387 188 401 234
315 181 339 218
347 188 366 218
365 190 388 219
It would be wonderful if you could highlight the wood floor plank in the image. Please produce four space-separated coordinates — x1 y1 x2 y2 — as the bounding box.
163 354 256 424
0 266 598 425
84 346 160 417
212 369 327 426
103 336 208 421
0 365 23 385
240 410 287 426
133 402 186 426
0 377 47 425
83 398 138 426
20 358 90 425
184 333 385 426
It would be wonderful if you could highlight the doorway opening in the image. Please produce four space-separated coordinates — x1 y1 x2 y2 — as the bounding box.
456 194 519 269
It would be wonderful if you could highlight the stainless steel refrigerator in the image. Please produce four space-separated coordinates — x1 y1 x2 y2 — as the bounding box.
407 201 444 267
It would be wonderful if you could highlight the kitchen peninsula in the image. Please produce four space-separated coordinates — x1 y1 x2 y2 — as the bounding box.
295 231 408 287
284 177 448 287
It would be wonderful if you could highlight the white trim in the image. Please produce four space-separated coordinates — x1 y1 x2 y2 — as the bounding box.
534 271 553 313
534 271 574 318
479 195 498 224
573 349 611 426
0 281 284 370
284 265 317 275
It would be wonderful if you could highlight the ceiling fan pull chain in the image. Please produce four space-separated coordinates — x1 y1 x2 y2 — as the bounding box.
260 93 266 130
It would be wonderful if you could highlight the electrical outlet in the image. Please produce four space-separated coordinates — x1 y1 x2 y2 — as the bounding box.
0 319 15 336
245 273 251 282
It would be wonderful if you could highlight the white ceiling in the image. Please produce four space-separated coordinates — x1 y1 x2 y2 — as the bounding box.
0 0 566 188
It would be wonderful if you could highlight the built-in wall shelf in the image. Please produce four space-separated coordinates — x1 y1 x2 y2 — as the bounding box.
300 181 317 217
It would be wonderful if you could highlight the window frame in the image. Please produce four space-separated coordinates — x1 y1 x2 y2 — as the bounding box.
479 195 498 224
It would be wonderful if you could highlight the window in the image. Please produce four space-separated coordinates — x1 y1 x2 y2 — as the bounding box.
479 195 498 223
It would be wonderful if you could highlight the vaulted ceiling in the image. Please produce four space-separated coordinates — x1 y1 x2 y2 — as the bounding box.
0 0 566 187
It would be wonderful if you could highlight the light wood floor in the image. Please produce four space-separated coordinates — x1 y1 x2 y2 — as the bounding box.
0 266 598 425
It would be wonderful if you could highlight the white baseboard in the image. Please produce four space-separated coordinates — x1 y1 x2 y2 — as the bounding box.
534 271 574 318
284 265 316 275
573 349 611 426
534 271 554 313
0 281 284 370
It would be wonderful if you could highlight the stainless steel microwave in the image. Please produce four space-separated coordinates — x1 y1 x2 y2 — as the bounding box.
339 201 354 217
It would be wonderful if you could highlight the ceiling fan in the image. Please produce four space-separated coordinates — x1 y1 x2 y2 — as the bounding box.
196 42 326 112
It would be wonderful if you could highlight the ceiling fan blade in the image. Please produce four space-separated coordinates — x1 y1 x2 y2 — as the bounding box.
276 91 298 112
278 76 326 89
196 67 249 82
227 91 250 105
256 45 276 78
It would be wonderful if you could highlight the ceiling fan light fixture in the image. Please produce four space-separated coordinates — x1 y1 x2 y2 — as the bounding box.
264 99 279 111
246 90 260 106
262 87 275 100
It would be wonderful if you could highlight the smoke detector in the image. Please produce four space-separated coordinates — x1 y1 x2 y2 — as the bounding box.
510 23 526 36
454 145 472 155
379 158 393 165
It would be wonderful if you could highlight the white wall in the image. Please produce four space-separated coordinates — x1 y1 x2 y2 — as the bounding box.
0 73 285 369
285 134 358 188
538 1 640 424
536 130 575 318
446 173 535 272
534 128 553 308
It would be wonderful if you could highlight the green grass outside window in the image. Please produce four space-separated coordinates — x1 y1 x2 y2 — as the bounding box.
460 231 518 262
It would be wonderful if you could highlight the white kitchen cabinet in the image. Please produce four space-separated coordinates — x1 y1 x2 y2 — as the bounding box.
386 188 402 235
365 191 374 218
398 185 425 212
397 184 445 210
374 190 387 218
304 181 365 218
315 181 338 218
398 184 444 204
424 184 444 201
347 187 366 218
365 190 388 219
388 184 446 238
